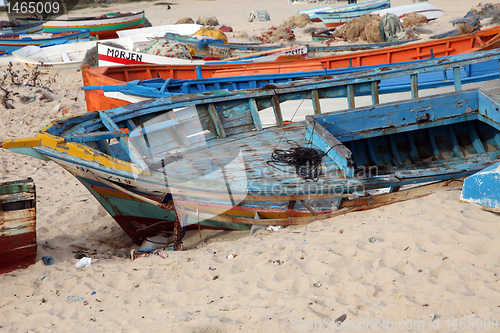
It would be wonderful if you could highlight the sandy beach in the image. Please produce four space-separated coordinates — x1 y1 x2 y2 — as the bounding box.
1 0 500 332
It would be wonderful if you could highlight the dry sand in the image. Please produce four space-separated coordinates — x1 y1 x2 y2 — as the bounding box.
1 1 500 332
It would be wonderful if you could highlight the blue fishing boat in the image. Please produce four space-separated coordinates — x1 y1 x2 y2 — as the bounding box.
0 30 90 54
461 162 500 213
0 20 43 35
314 0 391 27
81 48 500 107
2 55 499 247
298 0 390 22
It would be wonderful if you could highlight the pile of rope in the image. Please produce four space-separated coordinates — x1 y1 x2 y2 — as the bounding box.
267 140 326 182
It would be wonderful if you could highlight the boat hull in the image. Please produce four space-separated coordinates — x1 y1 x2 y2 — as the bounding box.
43 11 146 39
0 30 90 53
461 162 500 213
12 38 134 72
0 20 43 35
315 0 391 27
0 179 37 274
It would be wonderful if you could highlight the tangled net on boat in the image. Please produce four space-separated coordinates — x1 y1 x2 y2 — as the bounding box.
144 40 193 59
267 140 327 182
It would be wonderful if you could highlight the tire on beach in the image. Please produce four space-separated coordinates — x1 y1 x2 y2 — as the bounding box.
82 42 127 68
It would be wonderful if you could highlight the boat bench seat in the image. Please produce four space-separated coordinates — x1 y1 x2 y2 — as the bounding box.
61 52 70 63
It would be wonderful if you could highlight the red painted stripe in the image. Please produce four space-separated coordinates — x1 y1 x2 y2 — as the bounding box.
98 54 153 65
0 232 36 252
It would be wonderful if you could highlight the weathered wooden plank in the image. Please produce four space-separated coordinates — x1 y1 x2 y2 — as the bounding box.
208 103 226 138
371 81 379 105
411 73 418 98
271 95 284 127
300 200 318 216
311 89 321 114
63 131 125 143
0 192 35 204
248 98 262 131
453 66 462 91
346 84 355 109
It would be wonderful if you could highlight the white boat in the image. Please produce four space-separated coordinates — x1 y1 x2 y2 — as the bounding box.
98 43 307 67
372 3 446 20
12 38 135 71
116 24 203 44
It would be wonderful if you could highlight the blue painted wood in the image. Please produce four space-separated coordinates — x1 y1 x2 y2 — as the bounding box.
63 131 125 143
0 30 90 53
315 0 391 25
99 111 147 169
453 67 462 91
447 125 464 158
461 162 500 212
467 122 486 154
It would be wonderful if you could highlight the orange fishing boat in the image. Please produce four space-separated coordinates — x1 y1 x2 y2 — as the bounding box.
82 25 500 112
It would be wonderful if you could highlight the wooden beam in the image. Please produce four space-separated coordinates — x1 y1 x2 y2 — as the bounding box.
271 95 284 127
311 89 321 114
63 131 125 143
453 66 462 91
208 103 226 138
411 74 418 98
371 81 379 105
300 200 318 216
347 84 355 109
248 98 263 130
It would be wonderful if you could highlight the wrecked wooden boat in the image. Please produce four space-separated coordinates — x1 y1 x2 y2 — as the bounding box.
460 162 500 213
82 47 500 112
0 178 37 274
3 48 500 246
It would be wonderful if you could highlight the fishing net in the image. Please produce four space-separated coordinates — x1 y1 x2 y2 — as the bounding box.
401 13 428 28
257 26 296 43
282 13 311 28
267 140 326 182
143 40 193 59
330 14 380 43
